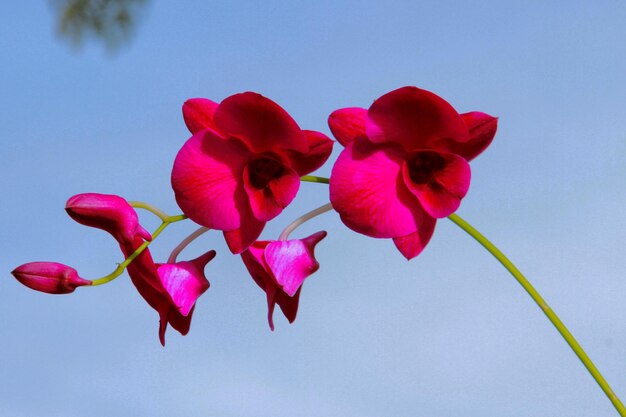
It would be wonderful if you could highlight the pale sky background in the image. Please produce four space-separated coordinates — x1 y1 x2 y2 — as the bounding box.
2 1 626 416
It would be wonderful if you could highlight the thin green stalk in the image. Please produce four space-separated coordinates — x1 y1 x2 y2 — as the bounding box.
300 175 330 184
91 213 187 286
129 201 170 221
447 213 625 415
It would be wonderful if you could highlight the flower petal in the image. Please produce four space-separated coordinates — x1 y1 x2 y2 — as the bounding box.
243 163 300 222
329 139 425 238
214 92 309 153
436 112 498 161
241 241 280 330
183 98 219 134
172 131 250 230
366 86 468 152
157 250 214 317
223 214 266 254
286 130 334 175
264 231 327 297
392 216 437 260
164 307 194 341
275 287 301 324
402 152 471 218
241 241 271 291
328 107 367 147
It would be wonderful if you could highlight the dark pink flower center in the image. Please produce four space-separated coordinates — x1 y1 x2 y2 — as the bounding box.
408 151 445 184
248 157 284 189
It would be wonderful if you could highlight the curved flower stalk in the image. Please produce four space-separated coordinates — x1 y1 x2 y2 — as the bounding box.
241 231 327 330
328 86 497 259
171 92 333 254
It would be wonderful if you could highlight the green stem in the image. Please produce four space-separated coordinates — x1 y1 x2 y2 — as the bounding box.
129 201 170 221
447 213 625 415
91 213 187 286
300 175 330 184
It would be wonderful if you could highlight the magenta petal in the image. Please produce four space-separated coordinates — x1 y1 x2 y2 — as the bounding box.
328 107 367 147
329 139 425 238
241 241 279 329
158 315 168 346
243 164 300 221
267 168 301 214
392 216 437 260
366 86 468 151
183 98 219 134
223 214 266 254
402 152 471 218
11 262 91 294
214 92 309 153
457 112 498 161
172 131 250 230
157 250 214 317
241 242 271 291
286 130 334 176
158 307 194 346
275 287 301 324
167 307 194 337
265 285 278 331
264 231 327 297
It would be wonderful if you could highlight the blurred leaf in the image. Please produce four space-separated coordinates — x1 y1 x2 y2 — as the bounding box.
50 0 150 52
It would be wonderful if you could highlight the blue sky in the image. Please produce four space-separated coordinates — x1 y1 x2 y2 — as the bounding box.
2 1 626 416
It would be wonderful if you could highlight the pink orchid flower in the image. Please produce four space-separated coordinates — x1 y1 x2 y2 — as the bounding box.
328 86 497 260
240 231 327 330
172 92 333 254
66 192 213 344
11 262 91 294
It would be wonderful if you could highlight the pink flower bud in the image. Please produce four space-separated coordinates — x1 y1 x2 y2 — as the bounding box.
65 193 151 245
11 262 92 294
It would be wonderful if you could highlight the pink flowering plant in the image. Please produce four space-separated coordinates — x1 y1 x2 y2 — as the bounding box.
10 87 626 415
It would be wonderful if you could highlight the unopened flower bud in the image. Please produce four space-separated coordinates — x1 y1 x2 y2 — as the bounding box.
65 193 151 245
11 262 92 294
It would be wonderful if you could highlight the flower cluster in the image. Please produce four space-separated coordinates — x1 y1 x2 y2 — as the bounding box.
11 87 496 344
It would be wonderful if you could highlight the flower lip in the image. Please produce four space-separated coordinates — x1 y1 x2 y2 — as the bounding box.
247 156 285 189
407 151 446 185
